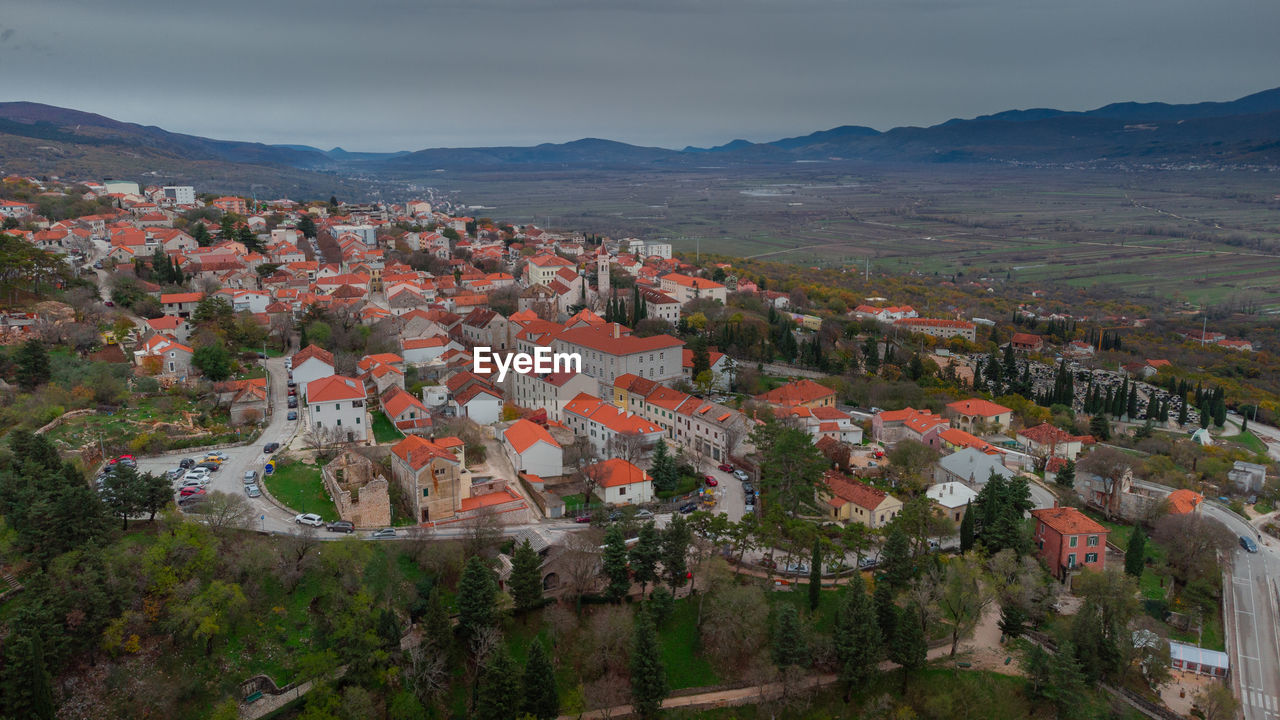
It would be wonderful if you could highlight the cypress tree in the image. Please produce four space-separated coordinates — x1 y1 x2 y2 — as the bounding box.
1125 525 1146 577
889 604 927 691
630 521 661 597
520 641 559 720
879 526 912 589
457 556 497 640
833 572 881 701
1177 399 1188 426
959 503 975 552
630 612 668 720
660 514 691 591
874 580 898 648
998 604 1027 640
808 537 823 611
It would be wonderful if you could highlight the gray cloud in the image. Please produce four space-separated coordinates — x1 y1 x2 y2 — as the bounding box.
3 0 1278 151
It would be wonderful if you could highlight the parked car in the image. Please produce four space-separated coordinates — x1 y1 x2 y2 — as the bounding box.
784 562 810 575
858 557 878 569
294 513 324 527
244 485 262 498
184 470 209 482
744 501 755 514
179 458 196 469
287 397 298 409
370 528 397 539
93 259 103 269
179 485 205 496
287 379 296 388
679 502 698 514
759 556 777 570
742 482 754 495
288 387 297 396
201 455 224 464
178 491 206 506
327 520 355 533
717 463 733 472
574 514 592 523
244 470 258 484
166 468 185 479
703 475 718 487
635 509 654 519
733 470 749 481
287 411 297 421
180 478 207 489
1241 536 1259 553
195 462 220 472
608 510 623 522
263 442 280 453
207 451 227 459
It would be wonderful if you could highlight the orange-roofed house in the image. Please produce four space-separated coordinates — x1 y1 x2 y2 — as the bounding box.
1017 423 1093 461
1032 506 1108 580
945 398 1013 434
305 375 367 442
659 272 727 304
563 392 665 458
873 407 949 447
823 471 903 529
551 324 684 388
390 435 468 523
1166 489 1204 515
1009 333 1044 353
894 317 977 342
380 386 432 436
502 419 563 477
291 344 336 390
211 196 248 215
754 379 836 410
160 291 204 318
588 458 654 506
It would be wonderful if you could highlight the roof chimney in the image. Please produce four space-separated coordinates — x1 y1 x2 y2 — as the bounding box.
613 323 620 339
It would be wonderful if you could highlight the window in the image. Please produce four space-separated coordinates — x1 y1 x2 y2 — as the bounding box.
356 417 361 425
1067 553 1076 568
1069 535 1078 548
1087 535 1099 547
337 419 342 426
1085 553 1098 563
335 403 340 410
620 486 626 495
422 488 429 497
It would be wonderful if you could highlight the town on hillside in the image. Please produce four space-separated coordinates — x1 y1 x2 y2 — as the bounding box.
0 173 1275 720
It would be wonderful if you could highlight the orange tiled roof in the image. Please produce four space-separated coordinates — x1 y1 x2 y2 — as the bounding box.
1031 507 1108 536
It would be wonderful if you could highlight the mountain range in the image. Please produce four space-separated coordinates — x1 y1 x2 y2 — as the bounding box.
1 87 1278 194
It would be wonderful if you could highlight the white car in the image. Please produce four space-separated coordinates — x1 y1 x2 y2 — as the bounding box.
294 513 323 527
733 470 750 481
184 469 210 482
180 478 209 488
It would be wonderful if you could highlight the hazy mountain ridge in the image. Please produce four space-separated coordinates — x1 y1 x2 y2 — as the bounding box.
1 87 1278 192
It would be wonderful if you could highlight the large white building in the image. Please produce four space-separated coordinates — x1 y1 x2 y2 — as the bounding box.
161 186 196 206
660 273 727 304
563 392 665 459
551 324 683 391
510 369 598 423
306 375 368 442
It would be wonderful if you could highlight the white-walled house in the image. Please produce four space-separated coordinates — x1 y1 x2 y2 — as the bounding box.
590 458 655 506
306 375 367 443
503 419 563 477
292 344 336 396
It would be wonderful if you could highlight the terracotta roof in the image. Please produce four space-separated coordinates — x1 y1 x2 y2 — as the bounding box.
947 398 1012 418
381 386 427 419
305 375 364 403
1031 507 1108 536
161 292 204 304
1167 489 1204 515
555 325 682 355
504 419 561 453
588 458 652 488
391 435 460 470
293 344 335 368
1018 423 1092 446
824 471 890 511
754 379 835 407
895 318 975 329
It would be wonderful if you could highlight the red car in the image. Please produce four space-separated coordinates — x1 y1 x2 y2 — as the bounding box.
179 486 205 497
717 463 733 472
574 514 592 523
704 475 718 487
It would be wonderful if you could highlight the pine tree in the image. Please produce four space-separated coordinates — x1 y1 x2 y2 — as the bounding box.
1055 459 1076 489
959 503 976 552
14 339 50 390
1125 525 1146 577
649 439 677 494
874 579 898 649
422 587 452 654
998 604 1027 640
629 612 669 720
771 603 808 669
833 572 881 701
602 525 632 602
474 648 521 720
889 604 927 691
520 641 559 720
509 539 543 613
879 525 912 589
1089 414 1110 441
630 521 661 597
808 537 823 611
457 556 497 640
661 514 692 591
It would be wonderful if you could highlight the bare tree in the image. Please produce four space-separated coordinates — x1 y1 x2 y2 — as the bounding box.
407 642 450 706
304 423 347 460
560 529 603 600
1152 513 1236 589
1079 446 1133 519
461 506 503 559
188 490 253 534
607 431 648 467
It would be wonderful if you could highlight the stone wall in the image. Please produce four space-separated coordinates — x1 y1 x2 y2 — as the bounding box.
323 451 393 528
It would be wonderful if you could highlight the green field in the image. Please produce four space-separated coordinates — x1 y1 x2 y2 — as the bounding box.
370 410 404 444
263 460 339 521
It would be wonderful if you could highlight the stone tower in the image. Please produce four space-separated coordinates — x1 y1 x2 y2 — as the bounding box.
597 251 611 296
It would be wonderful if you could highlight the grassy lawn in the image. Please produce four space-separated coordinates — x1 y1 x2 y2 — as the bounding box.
769 586 843 634
1235 429 1270 457
370 410 404 444
657 474 700 500
658 598 721 689
1170 603 1225 651
263 460 339 521
1139 569 1168 601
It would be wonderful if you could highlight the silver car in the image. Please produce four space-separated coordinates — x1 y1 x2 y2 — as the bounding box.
244 484 262 498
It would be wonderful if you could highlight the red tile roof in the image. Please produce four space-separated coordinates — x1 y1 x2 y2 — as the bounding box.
1031 507 1108 536
947 398 1012 418
504 419 561 453
588 458 652 488
824 471 889 511
293 344 335 369
754 379 835 407
305 375 364 403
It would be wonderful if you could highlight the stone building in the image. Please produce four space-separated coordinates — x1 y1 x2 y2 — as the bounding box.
322 451 392 528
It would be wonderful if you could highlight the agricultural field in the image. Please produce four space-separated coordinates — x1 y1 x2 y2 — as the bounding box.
433 165 1280 310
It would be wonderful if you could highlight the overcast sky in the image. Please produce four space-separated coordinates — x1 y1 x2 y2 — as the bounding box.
3 0 1277 152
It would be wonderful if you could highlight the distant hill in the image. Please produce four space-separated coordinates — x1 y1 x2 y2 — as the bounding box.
2 87 1279 196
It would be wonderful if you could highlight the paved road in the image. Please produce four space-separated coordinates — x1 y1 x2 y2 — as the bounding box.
132 355 306 534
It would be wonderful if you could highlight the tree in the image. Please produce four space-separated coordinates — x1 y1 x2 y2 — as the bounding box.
100 463 147 530
520 641 559 719
808 537 822 610
0 632 55 720
874 576 898 647
749 419 827 516
297 214 317 238
509 539 544 613
771 603 808 670
889 604 927 691
937 554 992 656
457 556 497 641
971 472 1033 555
879 525 913 589
959 503 976 552
191 221 212 246
630 521 661 596
629 612 668 720
602 525 632 602
15 339 50 390
1124 525 1147 577
192 342 232 381
998 604 1027 639
1055 458 1076 489
1194 681 1240 720
188 490 252 533
661 513 692 592
173 580 248 655
1152 513 1235 589
833 572 881 701
1089 413 1111 441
